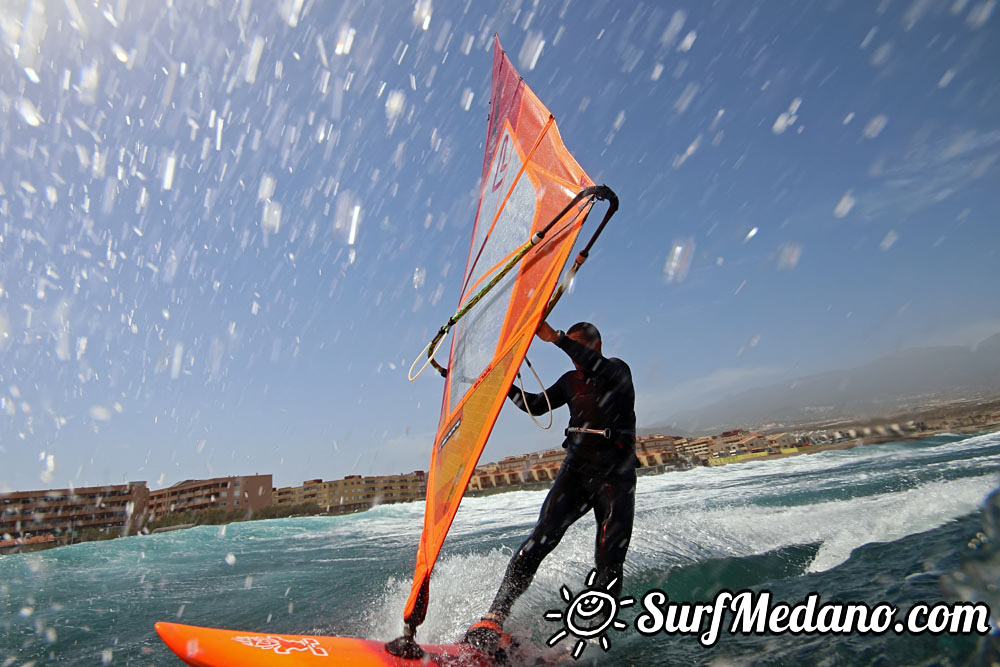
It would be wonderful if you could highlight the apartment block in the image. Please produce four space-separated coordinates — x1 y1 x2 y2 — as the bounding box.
273 478 326 506
676 437 714 461
147 475 272 519
274 471 426 514
636 434 682 467
469 434 696 491
470 448 562 491
766 433 798 450
0 482 150 547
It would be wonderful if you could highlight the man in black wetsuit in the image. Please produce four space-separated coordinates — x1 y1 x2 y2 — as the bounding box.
463 320 637 655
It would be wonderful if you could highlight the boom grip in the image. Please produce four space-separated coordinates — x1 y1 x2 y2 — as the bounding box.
543 184 619 319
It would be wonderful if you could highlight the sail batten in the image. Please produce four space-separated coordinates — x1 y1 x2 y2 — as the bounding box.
401 36 608 631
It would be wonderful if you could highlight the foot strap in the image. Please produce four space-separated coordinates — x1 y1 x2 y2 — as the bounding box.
469 618 504 634
468 618 512 649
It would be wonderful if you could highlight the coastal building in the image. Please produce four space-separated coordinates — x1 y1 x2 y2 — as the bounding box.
469 435 691 491
0 482 150 549
467 425 826 480
711 430 754 457
274 471 426 514
676 437 714 462
734 433 768 454
766 433 798 450
636 434 682 467
469 448 565 491
324 471 427 510
273 478 325 506
146 475 273 519
469 466 522 490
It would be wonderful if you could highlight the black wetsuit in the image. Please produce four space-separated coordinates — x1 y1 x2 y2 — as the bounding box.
487 333 637 621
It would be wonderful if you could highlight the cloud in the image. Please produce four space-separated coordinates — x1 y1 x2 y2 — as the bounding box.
855 128 1000 220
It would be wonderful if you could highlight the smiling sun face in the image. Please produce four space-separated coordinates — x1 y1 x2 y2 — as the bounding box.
544 570 634 660
566 589 616 637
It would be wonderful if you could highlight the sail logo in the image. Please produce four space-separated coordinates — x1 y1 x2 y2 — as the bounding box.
232 635 329 656
491 133 511 192
438 417 461 451
544 569 634 660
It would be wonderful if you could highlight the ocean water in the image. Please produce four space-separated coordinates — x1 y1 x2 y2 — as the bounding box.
2 433 999 666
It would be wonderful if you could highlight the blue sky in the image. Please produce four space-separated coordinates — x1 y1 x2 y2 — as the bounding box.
1 0 998 492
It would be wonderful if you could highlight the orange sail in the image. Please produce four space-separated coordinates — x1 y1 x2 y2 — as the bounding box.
401 36 616 633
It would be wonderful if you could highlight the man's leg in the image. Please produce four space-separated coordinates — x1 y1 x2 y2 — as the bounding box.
487 467 590 621
590 468 636 598
464 467 588 653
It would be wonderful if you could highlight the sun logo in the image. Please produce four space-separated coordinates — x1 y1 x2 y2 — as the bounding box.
544 569 634 660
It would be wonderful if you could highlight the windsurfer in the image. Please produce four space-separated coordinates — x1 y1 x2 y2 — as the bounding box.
463 320 637 655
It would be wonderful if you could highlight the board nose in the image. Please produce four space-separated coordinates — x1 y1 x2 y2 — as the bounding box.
155 622 203 666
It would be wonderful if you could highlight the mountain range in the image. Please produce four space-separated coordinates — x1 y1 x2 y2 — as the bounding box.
649 333 1000 434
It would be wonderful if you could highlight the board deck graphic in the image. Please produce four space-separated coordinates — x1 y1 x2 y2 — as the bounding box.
155 622 493 667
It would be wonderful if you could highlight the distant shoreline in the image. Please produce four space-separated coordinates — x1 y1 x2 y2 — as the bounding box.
4 427 993 555
467 425 999 497
5 403 997 555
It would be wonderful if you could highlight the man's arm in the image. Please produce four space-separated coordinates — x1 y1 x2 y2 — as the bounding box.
536 320 560 343
505 320 569 415
507 376 567 415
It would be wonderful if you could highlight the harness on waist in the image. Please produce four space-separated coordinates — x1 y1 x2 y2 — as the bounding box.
565 427 636 440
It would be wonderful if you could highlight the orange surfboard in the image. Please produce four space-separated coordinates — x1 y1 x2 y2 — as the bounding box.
155 622 492 667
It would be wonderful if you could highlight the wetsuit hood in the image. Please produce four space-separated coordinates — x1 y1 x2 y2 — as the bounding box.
566 322 602 358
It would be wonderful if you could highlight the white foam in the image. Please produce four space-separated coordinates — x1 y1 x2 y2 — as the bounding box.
629 462 998 575
436 434 1000 610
